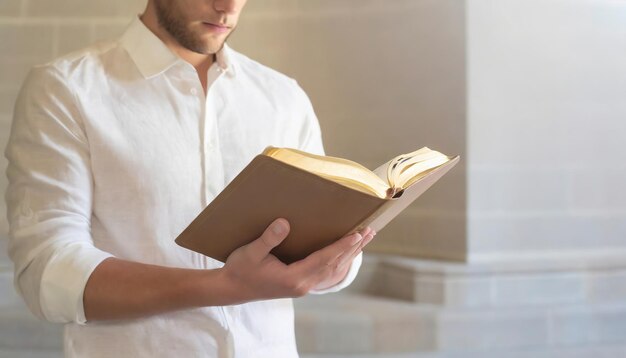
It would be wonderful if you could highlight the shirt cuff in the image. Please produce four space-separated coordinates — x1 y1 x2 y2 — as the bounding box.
309 252 362 295
40 242 113 324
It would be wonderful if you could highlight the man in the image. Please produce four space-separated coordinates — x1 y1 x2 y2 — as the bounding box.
5 0 375 357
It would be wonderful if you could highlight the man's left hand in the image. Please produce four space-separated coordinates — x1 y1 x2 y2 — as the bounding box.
311 227 376 291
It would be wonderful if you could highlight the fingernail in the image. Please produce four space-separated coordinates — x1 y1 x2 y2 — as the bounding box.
272 220 287 235
351 233 363 245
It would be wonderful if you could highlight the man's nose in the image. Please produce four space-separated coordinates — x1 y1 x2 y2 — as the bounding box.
213 0 244 14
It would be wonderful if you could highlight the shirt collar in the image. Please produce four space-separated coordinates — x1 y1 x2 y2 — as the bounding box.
216 43 237 78
120 16 237 79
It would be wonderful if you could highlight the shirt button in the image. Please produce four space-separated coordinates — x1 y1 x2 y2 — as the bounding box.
190 88 198 95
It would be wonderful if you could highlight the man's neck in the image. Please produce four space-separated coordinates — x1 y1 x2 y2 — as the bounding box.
140 5 212 93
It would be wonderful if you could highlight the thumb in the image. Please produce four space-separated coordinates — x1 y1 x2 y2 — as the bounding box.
247 218 290 261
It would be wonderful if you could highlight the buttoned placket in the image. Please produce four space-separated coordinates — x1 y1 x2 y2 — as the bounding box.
186 63 233 333
199 64 227 206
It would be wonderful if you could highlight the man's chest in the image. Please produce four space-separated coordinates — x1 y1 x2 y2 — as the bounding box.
78 78 303 205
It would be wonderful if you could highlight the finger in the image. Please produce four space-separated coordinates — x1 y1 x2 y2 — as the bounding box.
245 218 290 262
322 232 363 263
335 232 370 266
336 232 373 269
335 231 376 270
359 227 373 238
359 231 375 249
333 242 362 271
291 232 363 274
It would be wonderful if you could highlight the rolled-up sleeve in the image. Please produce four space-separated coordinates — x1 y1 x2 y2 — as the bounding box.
4 66 112 324
293 80 363 294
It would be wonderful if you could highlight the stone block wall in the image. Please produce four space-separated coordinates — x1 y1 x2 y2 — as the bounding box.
296 254 626 356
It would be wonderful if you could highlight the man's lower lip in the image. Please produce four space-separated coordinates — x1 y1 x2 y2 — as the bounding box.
203 23 229 34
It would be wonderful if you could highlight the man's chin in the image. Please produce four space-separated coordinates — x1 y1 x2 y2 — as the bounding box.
199 44 226 56
182 39 224 55
192 35 229 55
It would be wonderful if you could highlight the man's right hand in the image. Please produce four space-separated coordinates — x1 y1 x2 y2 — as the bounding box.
219 218 373 303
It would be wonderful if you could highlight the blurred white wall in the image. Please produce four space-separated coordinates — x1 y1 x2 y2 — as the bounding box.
467 0 626 260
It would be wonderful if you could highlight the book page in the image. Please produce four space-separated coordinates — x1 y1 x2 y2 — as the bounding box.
372 147 450 193
373 159 392 181
264 147 390 198
361 156 460 232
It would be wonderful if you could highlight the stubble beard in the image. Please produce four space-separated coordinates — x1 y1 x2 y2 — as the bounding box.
154 0 231 55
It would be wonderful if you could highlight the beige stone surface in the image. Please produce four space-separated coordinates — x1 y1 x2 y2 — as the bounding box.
92 22 129 42
56 23 92 56
0 0 21 17
0 24 54 58
25 0 145 17
0 57 41 90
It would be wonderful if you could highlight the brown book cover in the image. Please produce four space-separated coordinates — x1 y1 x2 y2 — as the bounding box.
175 154 459 264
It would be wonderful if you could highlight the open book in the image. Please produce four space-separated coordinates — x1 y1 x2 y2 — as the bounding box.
175 147 460 264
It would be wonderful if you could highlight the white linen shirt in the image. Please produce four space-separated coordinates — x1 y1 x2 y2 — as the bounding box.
5 17 362 358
